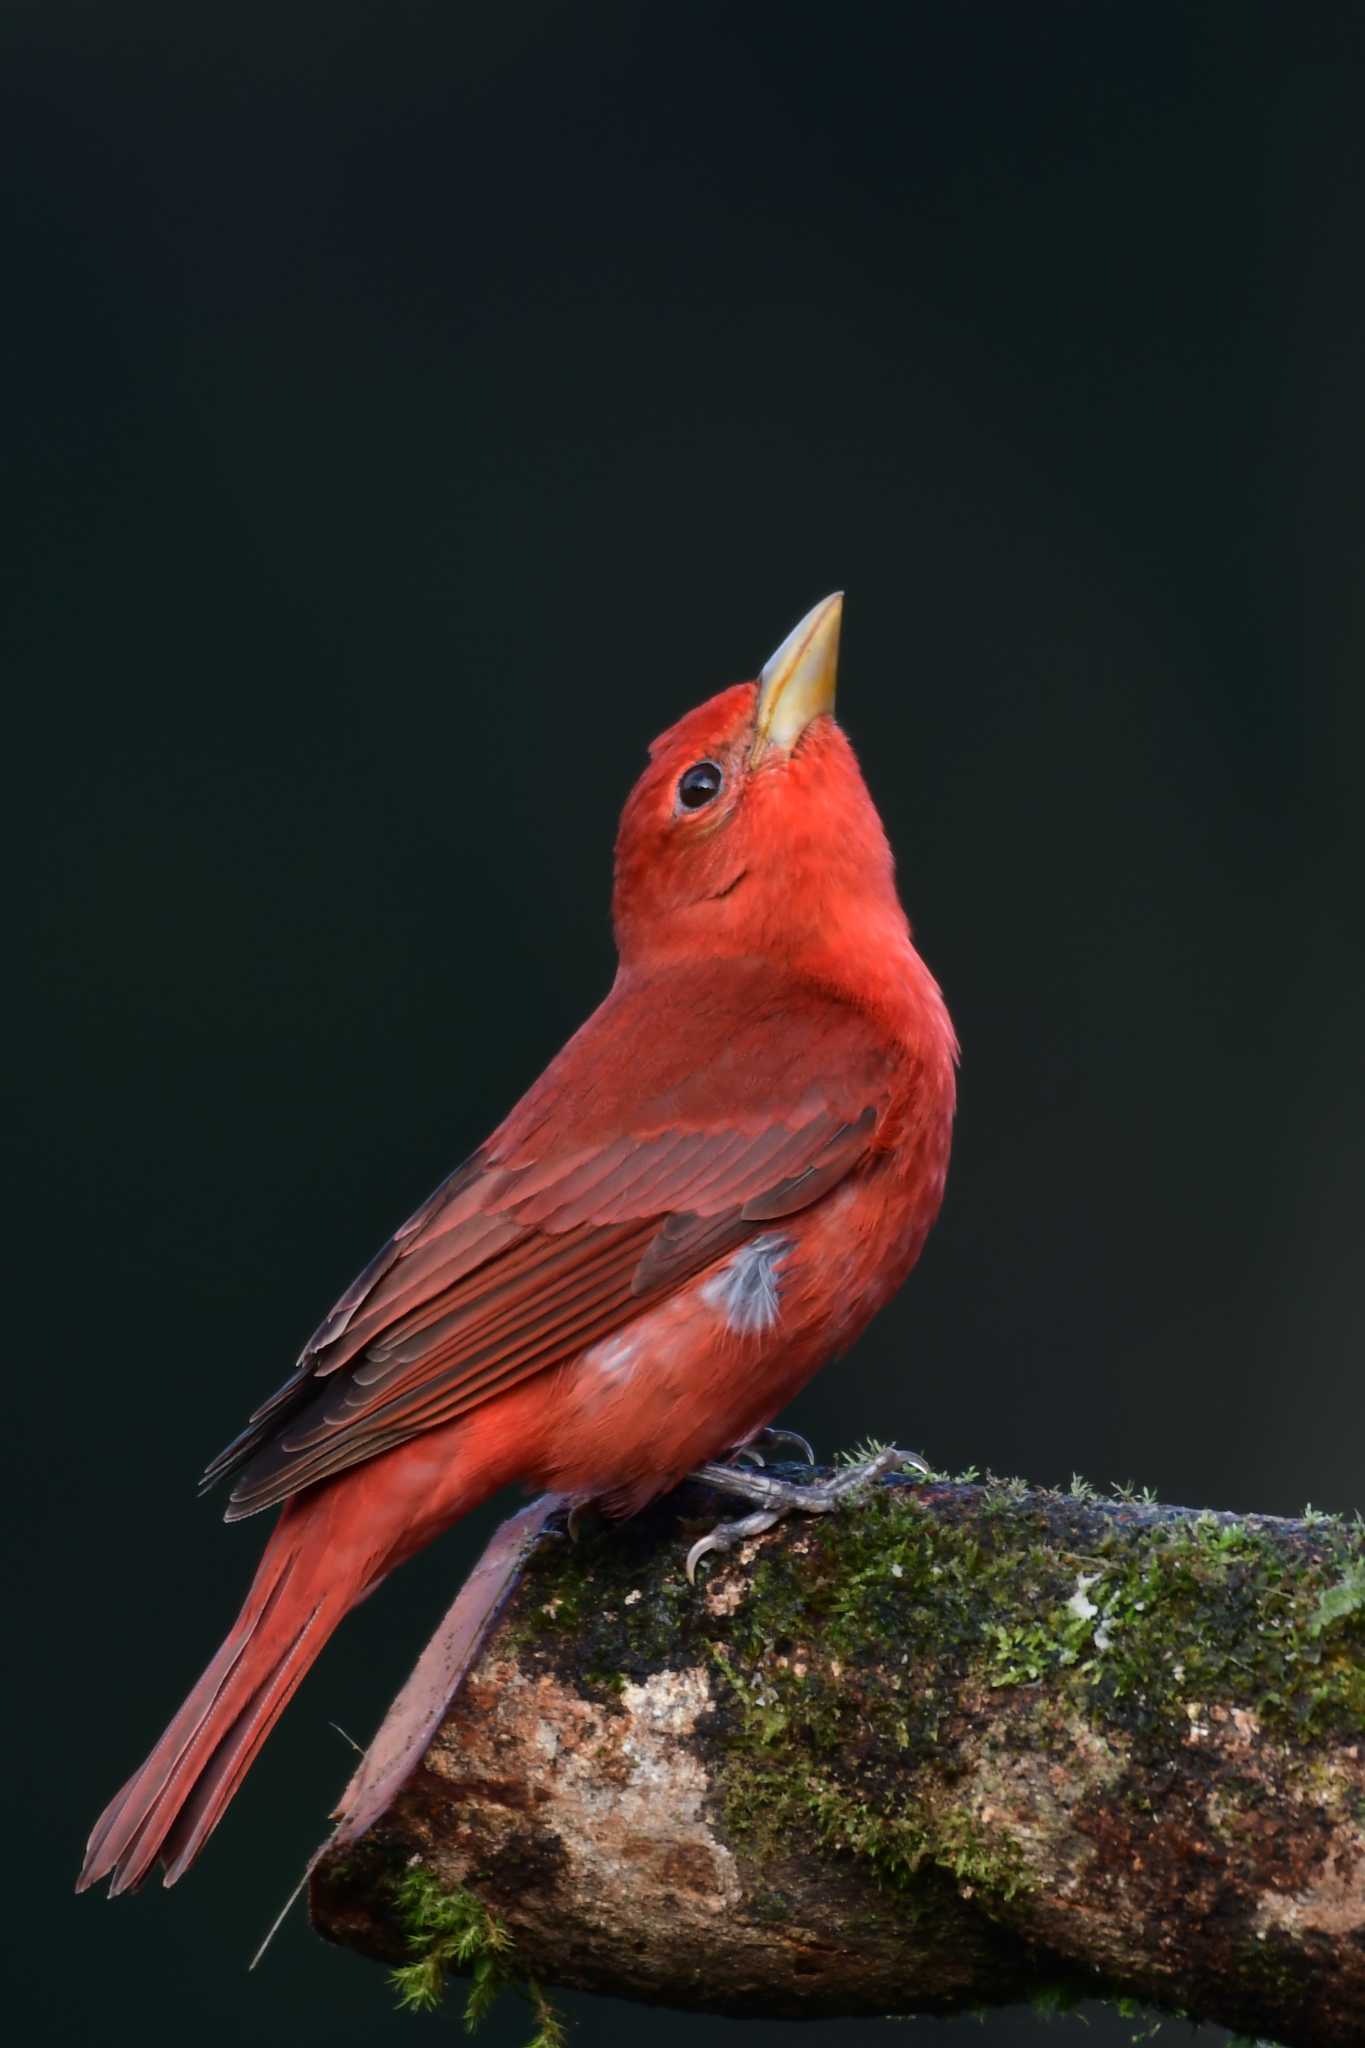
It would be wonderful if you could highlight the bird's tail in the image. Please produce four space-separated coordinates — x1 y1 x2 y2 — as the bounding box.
77 1491 367 1895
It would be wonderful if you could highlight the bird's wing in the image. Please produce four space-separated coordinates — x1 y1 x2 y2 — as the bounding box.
204 965 901 1519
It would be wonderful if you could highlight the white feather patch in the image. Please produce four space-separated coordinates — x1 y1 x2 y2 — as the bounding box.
700 1234 790 1335
589 1331 639 1379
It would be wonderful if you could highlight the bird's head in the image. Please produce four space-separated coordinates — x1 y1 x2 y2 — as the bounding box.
613 595 911 978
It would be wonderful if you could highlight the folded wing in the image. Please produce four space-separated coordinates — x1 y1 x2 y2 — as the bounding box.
203 968 898 1520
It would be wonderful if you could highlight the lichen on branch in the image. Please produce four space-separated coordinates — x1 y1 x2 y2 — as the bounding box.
311 1469 1365 2048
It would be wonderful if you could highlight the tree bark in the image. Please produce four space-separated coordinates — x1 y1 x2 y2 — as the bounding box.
309 1469 1365 2046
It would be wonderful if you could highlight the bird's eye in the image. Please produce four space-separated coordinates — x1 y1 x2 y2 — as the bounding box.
677 760 724 811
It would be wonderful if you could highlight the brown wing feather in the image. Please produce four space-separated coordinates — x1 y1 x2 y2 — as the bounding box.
204 968 902 1520
224 1220 661 1514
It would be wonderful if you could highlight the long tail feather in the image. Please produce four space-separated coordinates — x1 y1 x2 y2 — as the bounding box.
77 1507 356 1894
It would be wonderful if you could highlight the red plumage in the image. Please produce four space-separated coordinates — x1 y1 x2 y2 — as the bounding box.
78 597 957 1894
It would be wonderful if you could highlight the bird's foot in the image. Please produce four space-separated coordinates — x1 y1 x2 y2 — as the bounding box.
726 1425 817 1469
684 1444 928 1583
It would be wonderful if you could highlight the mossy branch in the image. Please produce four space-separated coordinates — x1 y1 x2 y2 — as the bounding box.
309 1472 1365 2048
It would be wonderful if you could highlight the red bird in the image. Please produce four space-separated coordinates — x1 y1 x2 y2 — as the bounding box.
79 594 957 1895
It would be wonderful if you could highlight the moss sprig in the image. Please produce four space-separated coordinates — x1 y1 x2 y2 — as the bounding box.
389 1866 564 2046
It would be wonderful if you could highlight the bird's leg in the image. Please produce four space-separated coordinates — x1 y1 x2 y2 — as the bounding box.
684 1444 928 1582
725 1425 817 1469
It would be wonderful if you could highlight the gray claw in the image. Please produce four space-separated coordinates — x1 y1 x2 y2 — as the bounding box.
686 1507 782 1583
683 1446 929 1580
725 1427 817 1472
758 1426 816 1465
565 1496 595 1544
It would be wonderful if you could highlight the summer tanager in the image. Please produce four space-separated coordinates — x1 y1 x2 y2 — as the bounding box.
79 593 957 1894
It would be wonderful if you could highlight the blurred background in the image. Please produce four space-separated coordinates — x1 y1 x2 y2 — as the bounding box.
6 3 1364 2044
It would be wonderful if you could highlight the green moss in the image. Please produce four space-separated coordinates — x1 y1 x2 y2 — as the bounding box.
388 1867 564 2047
1029 1980 1088 2020
781 1484 1365 1750
753 1490 1355 1912
1028 1981 1197 2044
689 1488 1051 1905
506 1518 700 1703
504 1465 1365 1953
1308 1556 1365 1635
1060 1511 1365 1746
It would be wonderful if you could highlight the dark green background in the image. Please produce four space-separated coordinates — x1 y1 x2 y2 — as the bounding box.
7 4 1363 2044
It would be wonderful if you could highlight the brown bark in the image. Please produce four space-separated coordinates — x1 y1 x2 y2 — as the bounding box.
309 1471 1365 2046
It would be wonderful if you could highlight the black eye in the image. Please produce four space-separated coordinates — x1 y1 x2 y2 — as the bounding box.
677 760 724 810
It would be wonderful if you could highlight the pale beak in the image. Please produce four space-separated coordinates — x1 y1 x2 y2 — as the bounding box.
752 592 843 760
